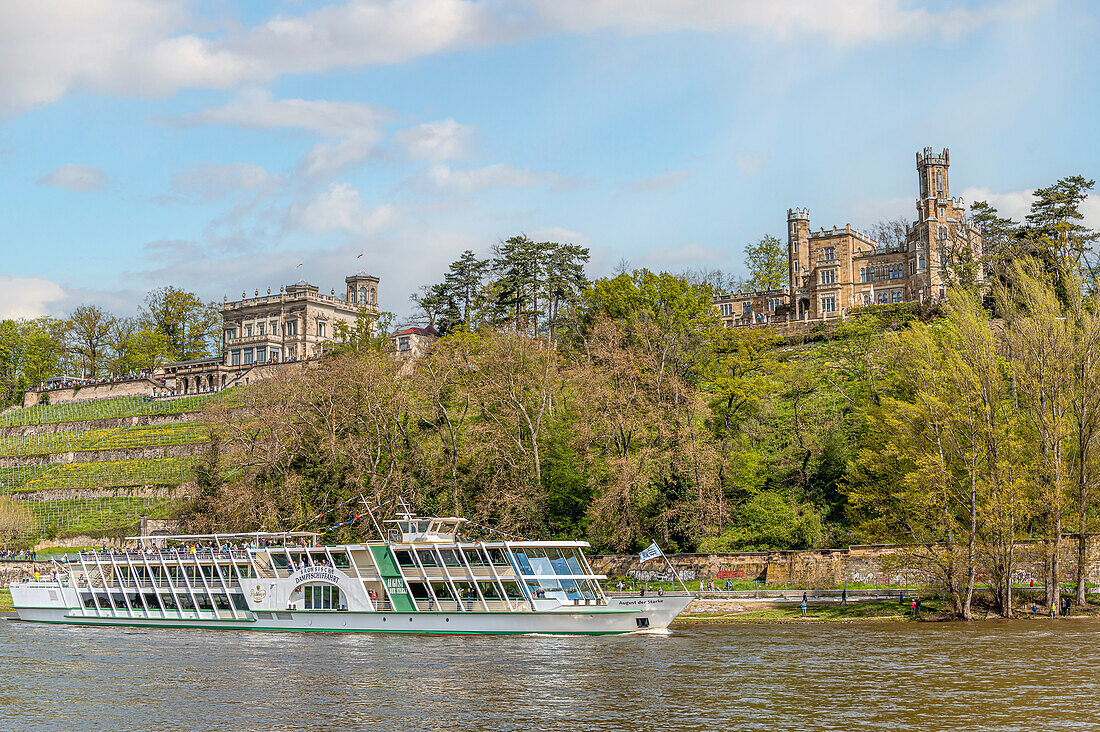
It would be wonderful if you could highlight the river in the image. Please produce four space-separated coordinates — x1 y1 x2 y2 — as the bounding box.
2 617 1098 731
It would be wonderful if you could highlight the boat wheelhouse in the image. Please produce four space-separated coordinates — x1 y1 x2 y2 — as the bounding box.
10 511 692 635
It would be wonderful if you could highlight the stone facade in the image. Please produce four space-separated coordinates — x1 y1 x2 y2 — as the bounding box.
166 270 380 395
717 148 984 327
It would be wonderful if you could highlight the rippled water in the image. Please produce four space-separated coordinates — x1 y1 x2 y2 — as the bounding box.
3 616 1100 731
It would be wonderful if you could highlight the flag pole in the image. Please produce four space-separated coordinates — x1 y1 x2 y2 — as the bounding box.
660 546 691 594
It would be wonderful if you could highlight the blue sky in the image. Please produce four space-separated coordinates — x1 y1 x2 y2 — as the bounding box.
1 0 1097 320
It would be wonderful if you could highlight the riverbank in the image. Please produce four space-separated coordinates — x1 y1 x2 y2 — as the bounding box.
1 589 12 612
675 595 1100 624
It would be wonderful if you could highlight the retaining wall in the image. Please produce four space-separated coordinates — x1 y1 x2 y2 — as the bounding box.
23 379 162 408
591 539 1100 588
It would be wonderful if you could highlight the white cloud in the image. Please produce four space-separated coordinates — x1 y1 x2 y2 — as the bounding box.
285 182 395 235
424 163 562 193
959 186 1035 222
0 275 68 318
0 0 1032 113
38 164 107 191
527 226 591 246
174 91 394 179
177 90 393 137
528 0 1038 46
394 118 474 161
171 163 275 201
626 170 689 192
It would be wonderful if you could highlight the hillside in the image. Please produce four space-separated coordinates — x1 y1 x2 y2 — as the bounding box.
0 394 219 541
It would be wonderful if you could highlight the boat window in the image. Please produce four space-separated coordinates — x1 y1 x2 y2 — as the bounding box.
309 553 328 565
304 584 342 610
487 548 509 566
395 550 415 567
499 582 525 600
407 582 431 600
439 549 462 567
271 554 289 569
462 548 488 566
330 552 351 569
430 582 455 600
416 550 438 567
478 582 503 600
512 551 533 575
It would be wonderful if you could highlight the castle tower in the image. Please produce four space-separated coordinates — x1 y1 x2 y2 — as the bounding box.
345 270 381 310
787 208 810 293
915 147 950 222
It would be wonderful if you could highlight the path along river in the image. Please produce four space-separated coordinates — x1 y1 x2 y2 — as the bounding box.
2 617 1099 731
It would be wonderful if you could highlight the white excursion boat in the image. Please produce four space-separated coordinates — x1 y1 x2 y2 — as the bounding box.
10 511 692 635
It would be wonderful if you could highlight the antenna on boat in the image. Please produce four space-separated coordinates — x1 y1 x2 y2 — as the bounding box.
360 494 387 541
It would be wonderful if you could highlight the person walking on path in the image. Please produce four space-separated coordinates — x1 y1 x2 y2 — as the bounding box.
842 587 847 606
801 599 807 618
915 597 922 618
910 597 916 618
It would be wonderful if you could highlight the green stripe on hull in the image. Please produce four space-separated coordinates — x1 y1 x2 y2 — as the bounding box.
17 618 624 635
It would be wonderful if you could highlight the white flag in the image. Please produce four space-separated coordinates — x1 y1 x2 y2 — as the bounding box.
639 542 663 563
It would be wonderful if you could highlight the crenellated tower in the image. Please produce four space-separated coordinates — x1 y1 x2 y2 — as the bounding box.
787 207 810 293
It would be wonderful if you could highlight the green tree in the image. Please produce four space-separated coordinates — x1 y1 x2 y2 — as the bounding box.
140 286 220 362
744 234 787 291
67 304 115 378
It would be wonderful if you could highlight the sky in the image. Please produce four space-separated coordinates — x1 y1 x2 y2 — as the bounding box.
1 0 1098 322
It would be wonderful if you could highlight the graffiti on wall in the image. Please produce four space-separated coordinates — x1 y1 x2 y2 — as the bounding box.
628 569 696 582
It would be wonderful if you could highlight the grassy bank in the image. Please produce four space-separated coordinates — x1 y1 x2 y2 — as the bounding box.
0 589 12 612
677 599 946 624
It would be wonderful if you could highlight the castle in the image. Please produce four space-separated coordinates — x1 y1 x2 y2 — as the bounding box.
716 148 984 327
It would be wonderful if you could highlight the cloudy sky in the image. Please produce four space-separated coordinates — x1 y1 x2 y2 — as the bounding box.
1 0 1097 320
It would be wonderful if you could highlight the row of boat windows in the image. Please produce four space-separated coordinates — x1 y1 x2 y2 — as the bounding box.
395 547 509 569
393 547 592 575
406 581 527 603
114 564 256 583
82 592 249 612
269 552 351 569
304 585 343 610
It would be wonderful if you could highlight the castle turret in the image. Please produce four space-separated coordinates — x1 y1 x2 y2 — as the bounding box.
916 147 950 222
345 270 380 310
787 207 810 293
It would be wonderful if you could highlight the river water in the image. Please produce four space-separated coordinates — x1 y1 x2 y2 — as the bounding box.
2 617 1099 731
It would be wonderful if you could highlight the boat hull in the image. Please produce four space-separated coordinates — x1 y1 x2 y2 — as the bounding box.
12 593 693 635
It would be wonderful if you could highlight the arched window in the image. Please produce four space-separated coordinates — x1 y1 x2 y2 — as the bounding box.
370 288 377 306
358 287 367 304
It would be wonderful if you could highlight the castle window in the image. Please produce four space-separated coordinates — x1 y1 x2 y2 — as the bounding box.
892 291 904 303
358 287 368 304
399 336 411 353
287 320 298 337
318 322 327 339
878 291 889 304
270 321 278 335
821 269 836 285
257 323 264 336
245 324 253 337
918 255 926 270
821 297 836 313
231 350 241 367
243 348 254 365
719 303 732 317
823 246 836 261
371 288 377 306
226 328 236 341
939 226 948 240
742 302 751 315
910 261 916 275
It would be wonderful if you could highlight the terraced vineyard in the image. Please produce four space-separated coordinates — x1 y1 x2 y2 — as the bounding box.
0 457 202 495
0 394 218 427
0 394 223 539
0 422 210 457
